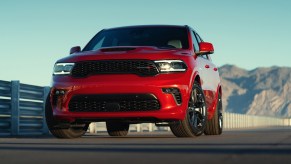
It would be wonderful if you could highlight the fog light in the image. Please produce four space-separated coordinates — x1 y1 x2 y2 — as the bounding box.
162 88 182 105
162 88 179 94
55 89 66 95
162 88 173 93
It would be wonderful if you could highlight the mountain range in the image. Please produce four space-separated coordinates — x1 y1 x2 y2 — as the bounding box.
219 64 291 117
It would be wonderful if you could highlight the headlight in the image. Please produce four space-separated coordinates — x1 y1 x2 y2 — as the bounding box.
53 63 75 75
154 60 187 72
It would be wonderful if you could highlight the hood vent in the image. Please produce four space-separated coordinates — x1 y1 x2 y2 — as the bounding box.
100 47 136 52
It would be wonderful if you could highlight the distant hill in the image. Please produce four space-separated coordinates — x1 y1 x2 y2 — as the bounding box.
219 64 291 117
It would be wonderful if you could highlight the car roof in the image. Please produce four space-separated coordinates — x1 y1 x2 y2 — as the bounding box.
104 25 189 31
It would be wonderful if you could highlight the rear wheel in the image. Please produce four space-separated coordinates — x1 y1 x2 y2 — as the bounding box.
45 96 89 139
204 93 223 135
170 82 207 137
106 121 129 136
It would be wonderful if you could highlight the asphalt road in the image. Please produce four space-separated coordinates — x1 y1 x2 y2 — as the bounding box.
1 127 291 164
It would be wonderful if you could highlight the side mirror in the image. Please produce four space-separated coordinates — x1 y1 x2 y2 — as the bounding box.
70 46 81 54
197 42 214 55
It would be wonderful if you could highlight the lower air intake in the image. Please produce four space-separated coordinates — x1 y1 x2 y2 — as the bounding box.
69 94 160 112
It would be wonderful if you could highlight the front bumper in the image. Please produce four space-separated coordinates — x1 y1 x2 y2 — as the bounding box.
50 73 191 123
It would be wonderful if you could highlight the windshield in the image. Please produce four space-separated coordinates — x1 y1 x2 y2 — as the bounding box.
83 26 189 51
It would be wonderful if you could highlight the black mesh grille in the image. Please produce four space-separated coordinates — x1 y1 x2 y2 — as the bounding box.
173 90 182 104
71 60 159 78
69 94 160 112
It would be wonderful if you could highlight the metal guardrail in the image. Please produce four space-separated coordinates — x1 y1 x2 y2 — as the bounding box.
1 80 290 136
223 112 291 129
0 80 50 136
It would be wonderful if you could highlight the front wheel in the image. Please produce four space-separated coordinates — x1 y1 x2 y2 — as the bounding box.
170 82 207 137
45 95 89 139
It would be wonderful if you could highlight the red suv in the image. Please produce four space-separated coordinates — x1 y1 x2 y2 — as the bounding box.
45 25 223 138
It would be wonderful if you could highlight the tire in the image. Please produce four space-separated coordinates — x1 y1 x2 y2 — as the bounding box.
45 95 89 139
204 93 223 135
170 81 207 137
106 121 129 136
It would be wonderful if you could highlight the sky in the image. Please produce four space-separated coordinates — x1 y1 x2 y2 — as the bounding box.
0 0 291 86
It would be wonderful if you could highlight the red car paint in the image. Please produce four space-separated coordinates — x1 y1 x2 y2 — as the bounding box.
50 25 221 123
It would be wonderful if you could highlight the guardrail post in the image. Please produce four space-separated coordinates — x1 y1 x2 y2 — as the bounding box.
42 87 50 135
11 80 20 136
149 123 153 132
89 122 96 134
136 124 141 132
225 112 228 129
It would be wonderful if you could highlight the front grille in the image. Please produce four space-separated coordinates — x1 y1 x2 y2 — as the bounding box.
69 94 160 112
71 60 159 78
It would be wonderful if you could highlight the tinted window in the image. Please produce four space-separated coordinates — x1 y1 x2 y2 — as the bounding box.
83 27 189 51
195 33 203 43
191 31 199 52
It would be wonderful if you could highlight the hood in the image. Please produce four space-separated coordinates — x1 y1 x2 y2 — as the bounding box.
56 46 192 63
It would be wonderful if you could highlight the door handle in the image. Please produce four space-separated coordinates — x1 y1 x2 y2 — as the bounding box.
213 68 218 71
205 65 210 69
